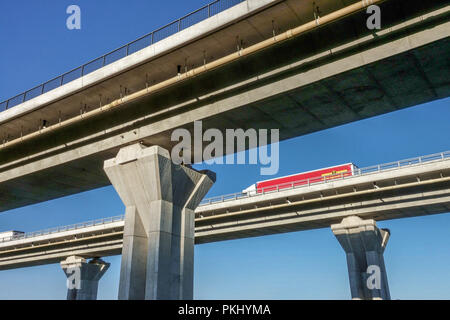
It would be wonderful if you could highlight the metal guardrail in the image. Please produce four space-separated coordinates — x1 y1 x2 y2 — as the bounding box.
199 151 450 206
0 0 245 112
0 215 125 244
1 151 449 244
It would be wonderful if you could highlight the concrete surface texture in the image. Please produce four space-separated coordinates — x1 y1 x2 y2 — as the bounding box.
332 216 390 300
60 255 110 300
104 143 215 300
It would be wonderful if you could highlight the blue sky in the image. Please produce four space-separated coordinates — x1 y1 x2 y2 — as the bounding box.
0 0 449 300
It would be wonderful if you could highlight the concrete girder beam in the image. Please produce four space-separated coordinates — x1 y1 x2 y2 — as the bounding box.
331 216 390 300
60 255 110 300
104 143 215 300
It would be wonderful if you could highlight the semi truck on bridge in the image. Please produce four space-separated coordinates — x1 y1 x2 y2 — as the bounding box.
243 163 358 195
0 231 24 243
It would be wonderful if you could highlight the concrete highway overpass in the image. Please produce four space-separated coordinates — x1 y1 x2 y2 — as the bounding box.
1 151 448 270
0 0 449 212
1 0 450 300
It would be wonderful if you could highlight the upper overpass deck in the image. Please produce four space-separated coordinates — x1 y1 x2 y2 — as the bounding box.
0 0 248 113
0 0 316 133
0 0 449 213
1 0 448 144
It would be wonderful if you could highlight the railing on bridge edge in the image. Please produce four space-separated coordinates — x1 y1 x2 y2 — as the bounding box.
1 150 449 244
198 150 450 206
0 215 125 244
0 0 245 112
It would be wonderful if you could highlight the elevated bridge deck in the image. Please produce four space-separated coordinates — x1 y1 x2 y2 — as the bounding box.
0 0 449 213
1 151 449 270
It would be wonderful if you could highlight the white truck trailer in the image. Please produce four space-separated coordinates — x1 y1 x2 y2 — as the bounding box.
0 231 25 242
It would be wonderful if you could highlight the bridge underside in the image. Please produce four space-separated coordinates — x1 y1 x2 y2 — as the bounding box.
0 0 449 213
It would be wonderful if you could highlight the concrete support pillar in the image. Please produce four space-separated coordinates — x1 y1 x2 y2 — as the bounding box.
104 144 215 300
331 216 391 300
61 256 110 300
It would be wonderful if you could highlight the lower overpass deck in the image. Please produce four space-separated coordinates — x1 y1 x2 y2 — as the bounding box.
0 151 449 270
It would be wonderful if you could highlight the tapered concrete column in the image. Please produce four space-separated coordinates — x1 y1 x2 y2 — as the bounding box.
331 216 390 300
61 256 110 300
104 144 215 300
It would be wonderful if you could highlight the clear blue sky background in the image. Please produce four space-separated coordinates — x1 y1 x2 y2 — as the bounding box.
0 0 449 300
